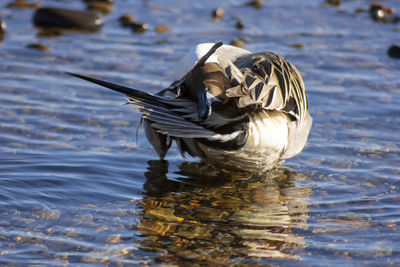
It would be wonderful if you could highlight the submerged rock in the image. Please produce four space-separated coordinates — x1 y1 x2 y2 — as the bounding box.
387 45 400 59
211 8 224 21
155 24 170 34
119 15 136 27
37 28 62 37
231 38 248 47
86 2 114 14
246 0 263 9
7 0 41 9
289 43 305 49
33 7 103 31
0 19 6 41
131 22 148 33
118 15 147 33
369 3 399 24
234 16 244 30
26 43 50 51
325 0 341 6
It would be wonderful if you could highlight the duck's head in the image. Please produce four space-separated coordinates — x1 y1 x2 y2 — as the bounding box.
184 62 230 121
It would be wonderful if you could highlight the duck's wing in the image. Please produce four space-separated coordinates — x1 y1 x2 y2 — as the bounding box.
66 72 246 142
224 52 308 121
67 73 206 137
67 42 252 159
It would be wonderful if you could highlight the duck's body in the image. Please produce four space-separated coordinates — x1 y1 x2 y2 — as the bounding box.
69 42 312 172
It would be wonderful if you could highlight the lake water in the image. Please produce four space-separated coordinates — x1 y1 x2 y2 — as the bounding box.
0 0 399 265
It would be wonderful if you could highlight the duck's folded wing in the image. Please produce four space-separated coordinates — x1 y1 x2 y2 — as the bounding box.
225 52 308 121
66 72 243 141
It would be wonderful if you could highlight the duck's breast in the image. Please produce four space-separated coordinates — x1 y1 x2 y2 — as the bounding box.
196 110 290 172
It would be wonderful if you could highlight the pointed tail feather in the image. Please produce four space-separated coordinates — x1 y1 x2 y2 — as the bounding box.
67 71 219 139
65 72 156 102
66 61 244 143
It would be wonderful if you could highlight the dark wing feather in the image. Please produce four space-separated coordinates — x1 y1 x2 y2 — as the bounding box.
66 72 246 141
66 72 219 138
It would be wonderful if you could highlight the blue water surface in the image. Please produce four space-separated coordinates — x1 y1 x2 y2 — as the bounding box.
0 0 399 265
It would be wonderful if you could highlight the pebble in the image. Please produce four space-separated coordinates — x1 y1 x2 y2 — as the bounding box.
234 16 244 30
86 2 114 14
387 45 400 59
231 38 248 47
0 19 6 41
131 22 148 33
155 24 170 34
211 8 224 21
289 43 305 49
119 15 136 27
37 28 62 37
118 15 147 33
26 43 50 51
7 0 41 9
246 0 263 9
369 3 399 24
325 0 341 6
33 7 103 31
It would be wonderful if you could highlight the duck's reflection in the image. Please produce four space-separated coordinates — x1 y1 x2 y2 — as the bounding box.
137 160 311 264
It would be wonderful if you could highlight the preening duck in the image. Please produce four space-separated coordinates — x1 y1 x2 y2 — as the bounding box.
68 42 312 172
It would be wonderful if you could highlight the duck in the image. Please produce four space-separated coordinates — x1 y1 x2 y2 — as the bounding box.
68 42 312 172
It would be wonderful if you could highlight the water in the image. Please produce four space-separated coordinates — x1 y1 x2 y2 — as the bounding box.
0 0 399 265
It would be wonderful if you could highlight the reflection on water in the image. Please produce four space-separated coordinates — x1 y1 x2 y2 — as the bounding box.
0 160 310 265
137 160 311 265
